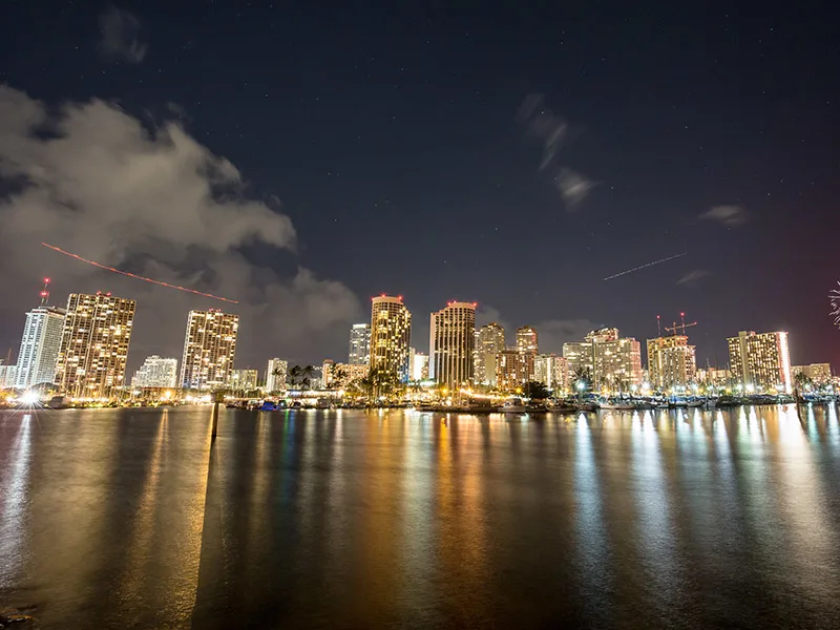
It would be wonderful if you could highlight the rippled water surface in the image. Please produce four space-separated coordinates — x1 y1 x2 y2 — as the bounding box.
1 405 840 629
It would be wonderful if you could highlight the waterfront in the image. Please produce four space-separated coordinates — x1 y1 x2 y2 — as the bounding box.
1 406 840 629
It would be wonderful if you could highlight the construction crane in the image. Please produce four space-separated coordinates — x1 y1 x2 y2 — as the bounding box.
664 312 697 336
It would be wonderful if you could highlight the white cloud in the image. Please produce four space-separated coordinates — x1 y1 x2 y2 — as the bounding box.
554 168 598 209
699 204 747 227
0 86 362 367
99 7 147 63
516 93 596 209
677 269 711 286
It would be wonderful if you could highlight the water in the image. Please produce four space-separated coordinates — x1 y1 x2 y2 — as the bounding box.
1 406 840 629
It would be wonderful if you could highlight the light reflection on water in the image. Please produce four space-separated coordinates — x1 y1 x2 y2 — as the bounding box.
1 405 839 629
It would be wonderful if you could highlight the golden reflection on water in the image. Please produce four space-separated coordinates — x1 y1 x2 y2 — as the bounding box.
1 406 840 629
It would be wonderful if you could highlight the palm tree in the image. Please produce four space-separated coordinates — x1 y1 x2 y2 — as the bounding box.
287 365 315 393
572 367 593 399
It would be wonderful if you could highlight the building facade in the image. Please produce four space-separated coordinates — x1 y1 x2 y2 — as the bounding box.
533 354 569 393
131 356 178 389
55 292 136 399
728 330 792 393
792 363 832 385
647 335 697 392
322 361 368 389
563 327 642 392
496 350 528 392
429 302 476 388
229 369 259 391
0 362 17 389
348 323 371 366
265 358 288 393
14 306 66 390
370 296 411 382
409 349 430 381
474 322 505 387
180 310 239 390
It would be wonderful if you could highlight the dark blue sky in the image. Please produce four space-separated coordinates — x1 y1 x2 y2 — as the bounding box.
1 0 838 368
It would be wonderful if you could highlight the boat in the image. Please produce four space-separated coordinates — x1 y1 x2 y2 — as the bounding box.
500 398 527 414
547 401 577 413
599 399 636 411
574 401 599 412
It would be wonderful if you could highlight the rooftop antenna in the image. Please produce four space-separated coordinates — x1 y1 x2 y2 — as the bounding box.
39 277 51 307
656 314 661 337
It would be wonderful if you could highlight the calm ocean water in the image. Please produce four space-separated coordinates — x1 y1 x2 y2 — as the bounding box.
1 405 839 629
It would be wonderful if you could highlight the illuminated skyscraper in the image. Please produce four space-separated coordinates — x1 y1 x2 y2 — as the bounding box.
475 322 505 386
516 325 539 355
496 350 528 392
131 356 178 389
348 323 371 366
14 306 66 389
55 292 136 398
370 296 411 382
728 330 792 393
265 358 288 393
647 335 697 392
563 327 642 392
180 309 239 390
429 301 476 388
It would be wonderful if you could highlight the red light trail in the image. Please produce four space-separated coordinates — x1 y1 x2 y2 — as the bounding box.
41 242 238 304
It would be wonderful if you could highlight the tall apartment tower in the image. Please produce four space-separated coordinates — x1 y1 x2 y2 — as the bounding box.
475 322 506 386
647 335 697 392
55 292 136 398
180 309 239 390
727 330 792 393
348 323 371 366
369 296 411 382
429 301 476 388
14 306 66 389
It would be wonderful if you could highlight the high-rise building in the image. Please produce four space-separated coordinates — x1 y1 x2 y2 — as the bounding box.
429 302 476 388
496 350 528 392
370 296 411 382
180 309 239 390
534 354 569 393
563 327 642 392
265 358 288 393
14 306 66 389
563 341 594 377
348 323 371 366
647 335 697 392
229 369 258 391
728 330 792 393
516 325 538 381
409 348 430 381
516 325 538 355
131 356 178 389
55 292 136 399
475 323 505 386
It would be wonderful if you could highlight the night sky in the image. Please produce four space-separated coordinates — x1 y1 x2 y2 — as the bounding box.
0 0 838 371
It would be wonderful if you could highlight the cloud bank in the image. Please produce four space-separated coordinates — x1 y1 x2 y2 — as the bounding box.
99 7 147 63
0 86 361 369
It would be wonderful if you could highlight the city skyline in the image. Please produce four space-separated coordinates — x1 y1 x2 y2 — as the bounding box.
0 3 837 374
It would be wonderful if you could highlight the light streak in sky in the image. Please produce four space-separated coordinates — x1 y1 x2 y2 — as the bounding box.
829 282 840 328
41 242 239 304
603 252 688 281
